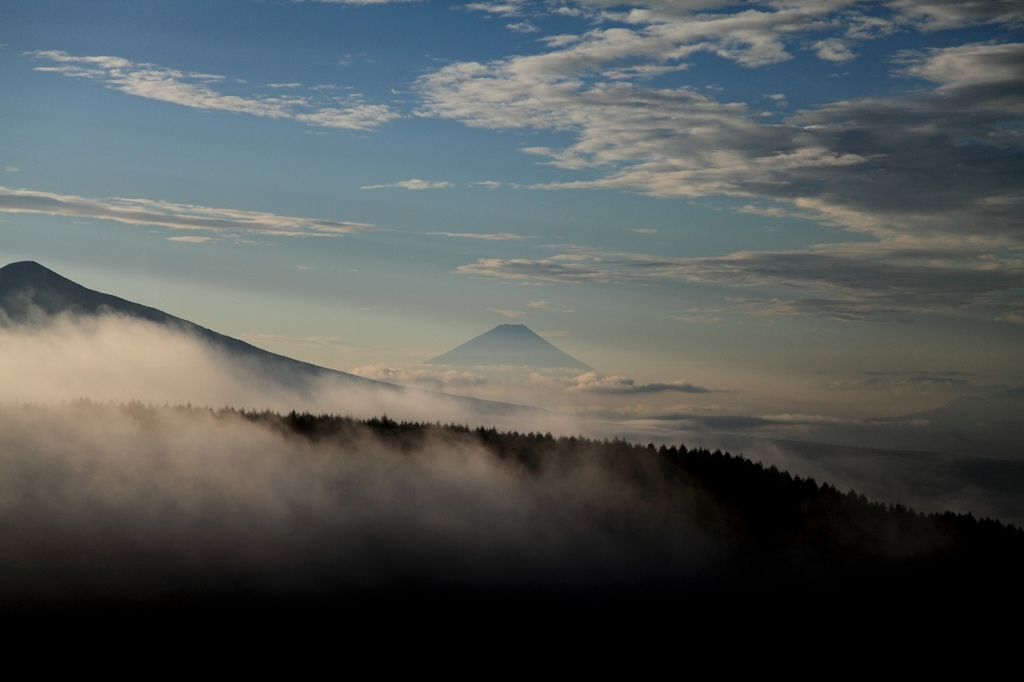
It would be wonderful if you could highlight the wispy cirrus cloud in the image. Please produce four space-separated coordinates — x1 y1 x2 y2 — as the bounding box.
28 50 398 130
831 371 1004 395
0 186 377 237
361 178 454 190
428 231 531 240
456 257 630 283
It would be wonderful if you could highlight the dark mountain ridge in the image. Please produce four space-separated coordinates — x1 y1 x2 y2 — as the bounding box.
0 260 367 389
426 323 591 370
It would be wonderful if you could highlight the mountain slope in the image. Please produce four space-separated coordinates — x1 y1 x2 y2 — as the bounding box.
0 260 366 388
426 324 591 370
0 261 534 416
870 388 1024 460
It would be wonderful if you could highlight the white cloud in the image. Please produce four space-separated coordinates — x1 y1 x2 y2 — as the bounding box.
508 21 540 33
527 300 572 312
813 38 855 62
351 365 487 389
897 41 1024 91
489 308 526 318
466 1 528 17
361 178 454 190
29 51 398 130
0 186 378 237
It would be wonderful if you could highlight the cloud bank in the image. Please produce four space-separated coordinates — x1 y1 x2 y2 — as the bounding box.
419 3 1023 324
457 240 1024 322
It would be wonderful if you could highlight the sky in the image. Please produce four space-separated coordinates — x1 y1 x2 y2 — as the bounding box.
1 0 1023 437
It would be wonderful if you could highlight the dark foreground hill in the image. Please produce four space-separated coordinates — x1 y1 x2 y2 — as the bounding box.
3 402 1021 620
274 411 1024 597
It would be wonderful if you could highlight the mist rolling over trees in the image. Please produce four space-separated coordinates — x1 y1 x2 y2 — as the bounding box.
2 401 1021 613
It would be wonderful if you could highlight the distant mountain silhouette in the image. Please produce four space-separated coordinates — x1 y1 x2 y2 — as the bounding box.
0 261 534 415
870 388 1024 460
688 385 1024 462
426 324 590 370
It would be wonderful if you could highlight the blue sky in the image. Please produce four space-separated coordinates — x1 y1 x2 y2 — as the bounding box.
2 0 1022 437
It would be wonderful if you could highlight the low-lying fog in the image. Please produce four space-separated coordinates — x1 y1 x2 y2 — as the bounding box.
0 313 574 432
0 314 718 604
0 400 718 606
0 313 1020 607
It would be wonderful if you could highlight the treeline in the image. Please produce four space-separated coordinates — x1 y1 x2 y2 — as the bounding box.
231 407 1024 597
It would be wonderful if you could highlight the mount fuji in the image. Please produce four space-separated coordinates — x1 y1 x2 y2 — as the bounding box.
426 324 590 370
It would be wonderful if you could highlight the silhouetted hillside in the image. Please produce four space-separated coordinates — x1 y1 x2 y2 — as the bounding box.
3 401 1022 625
184 407 1024 597
265 409 1024 597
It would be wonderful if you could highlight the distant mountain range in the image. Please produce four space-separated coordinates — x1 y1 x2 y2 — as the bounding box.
426 323 590 370
0 261 532 416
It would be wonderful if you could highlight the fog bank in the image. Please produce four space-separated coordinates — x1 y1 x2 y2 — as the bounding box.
0 402 715 607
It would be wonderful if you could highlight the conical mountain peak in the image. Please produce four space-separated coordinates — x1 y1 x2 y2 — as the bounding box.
426 324 590 370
